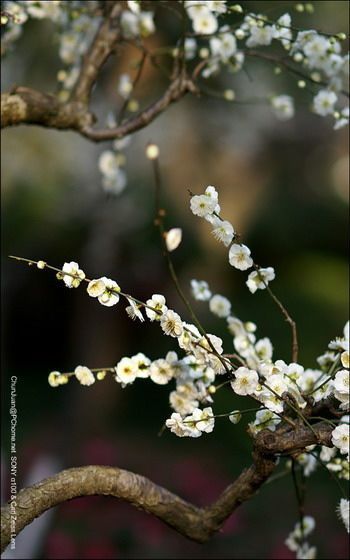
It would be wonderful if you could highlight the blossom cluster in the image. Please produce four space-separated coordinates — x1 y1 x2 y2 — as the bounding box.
183 2 349 128
285 516 317 559
190 185 275 293
2 2 348 201
20 179 350 554
46 255 349 466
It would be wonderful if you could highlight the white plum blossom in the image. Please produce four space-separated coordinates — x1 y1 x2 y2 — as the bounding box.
184 38 197 59
333 369 349 394
102 169 127 196
211 217 235 246
191 11 218 35
341 350 349 368
87 278 106 298
337 499 349 533
118 74 133 99
246 267 275 294
185 1 210 20
115 357 138 384
209 294 231 318
178 322 201 352
228 244 253 270
271 95 295 121
98 151 121 177
150 359 174 384
190 193 217 218
160 309 183 337
296 543 317 559
166 412 195 437
334 107 349 130
61 261 85 288
273 13 292 47
131 353 151 378
249 409 281 434
120 8 155 38
145 294 167 321
255 338 273 360
331 424 349 456
246 25 274 48
125 298 144 322
191 279 212 301
231 367 259 396
170 386 199 415
190 407 215 433
75 366 95 386
96 277 121 307
165 228 182 252
313 89 338 116
138 12 155 37
297 452 318 477
127 1 140 14
210 32 237 62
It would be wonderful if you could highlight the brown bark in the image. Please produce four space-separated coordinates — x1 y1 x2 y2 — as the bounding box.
1 421 333 553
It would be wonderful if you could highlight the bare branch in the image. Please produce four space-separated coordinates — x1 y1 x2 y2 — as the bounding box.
1 74 196 141
1 456 276 552
0 87 94 131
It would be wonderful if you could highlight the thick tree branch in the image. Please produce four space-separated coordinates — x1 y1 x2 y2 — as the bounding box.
1 455 276 552
1 421 334 552
72 2 122 105
0 87 94 130
0 74 195 141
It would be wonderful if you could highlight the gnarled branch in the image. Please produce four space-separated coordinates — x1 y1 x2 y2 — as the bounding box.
1 421 334 553
1 455 276 552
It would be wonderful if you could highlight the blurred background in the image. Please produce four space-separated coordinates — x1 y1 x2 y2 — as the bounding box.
1 1 349 558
